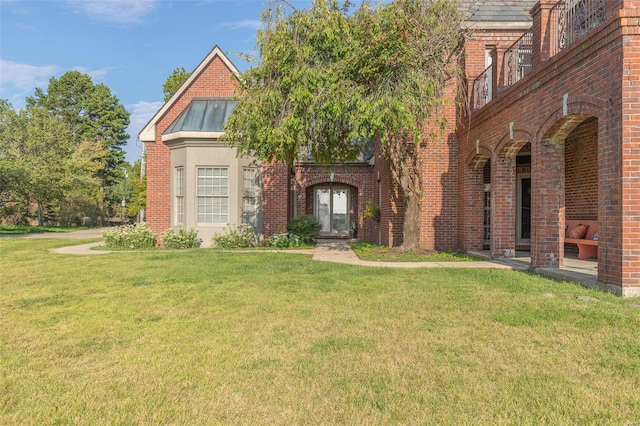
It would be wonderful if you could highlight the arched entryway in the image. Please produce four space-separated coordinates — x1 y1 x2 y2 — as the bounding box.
304 183 358 238
563 116 598 259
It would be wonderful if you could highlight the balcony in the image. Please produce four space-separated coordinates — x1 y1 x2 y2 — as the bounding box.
471 0 607 112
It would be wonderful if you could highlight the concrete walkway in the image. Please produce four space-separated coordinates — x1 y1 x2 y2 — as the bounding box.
312 239 518 269
1 230 535 271
6 231 516 270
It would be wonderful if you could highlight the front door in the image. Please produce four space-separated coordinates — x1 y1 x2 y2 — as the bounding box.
315 187 350 236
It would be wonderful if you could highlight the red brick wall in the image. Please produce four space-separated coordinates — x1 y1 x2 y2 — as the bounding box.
145 54 238 235
457 0 640 294
261 162 290 237
565 117 598 220
420 83 459 251
293 164 375 242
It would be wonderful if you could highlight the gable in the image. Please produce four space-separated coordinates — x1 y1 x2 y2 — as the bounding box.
138 45 240 142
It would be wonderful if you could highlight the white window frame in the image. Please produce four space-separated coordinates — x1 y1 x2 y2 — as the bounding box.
196 167 228 224
175 166 185 225
242 168 258 226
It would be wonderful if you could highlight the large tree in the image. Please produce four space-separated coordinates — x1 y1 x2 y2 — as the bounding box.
26 71 130 191
223 0 464 250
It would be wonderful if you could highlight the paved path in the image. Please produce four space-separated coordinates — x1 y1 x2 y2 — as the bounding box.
6 230 518 269
312 239 518 269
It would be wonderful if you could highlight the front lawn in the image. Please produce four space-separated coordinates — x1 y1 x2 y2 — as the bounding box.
1 238 639 424
0 225 87 234
350 241 480 262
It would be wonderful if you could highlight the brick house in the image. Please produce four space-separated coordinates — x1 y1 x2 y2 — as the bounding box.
141 1 640 297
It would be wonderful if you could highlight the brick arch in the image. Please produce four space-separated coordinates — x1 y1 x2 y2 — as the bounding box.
465 145 493 170
495 129 533 161
302 175 362 190
538 97 608 143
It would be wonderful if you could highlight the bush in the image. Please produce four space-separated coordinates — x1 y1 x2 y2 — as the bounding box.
210 224 255 249
102 222 156 249
265 233 304 248
160 226 201 249
287 215 321 244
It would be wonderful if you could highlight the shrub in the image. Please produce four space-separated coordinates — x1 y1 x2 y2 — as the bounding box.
160 226 201 249
211 224 255 249
363 201 380 219
102 222 156 249
287 215 321 244
265 233 304 248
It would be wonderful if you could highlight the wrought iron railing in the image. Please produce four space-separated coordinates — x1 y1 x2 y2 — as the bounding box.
472 65 492 110
550 0 607 56
504 28 533 88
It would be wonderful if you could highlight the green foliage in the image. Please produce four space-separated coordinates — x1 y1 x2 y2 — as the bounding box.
26 71 131 208
224 0 464 250
363 201 380 219
265 233 304 248
58 194 104 227
106 160 146 220
160 226 201 249
211 224 255 248
163 67 191 102
102 222 156 249
287 215 321 244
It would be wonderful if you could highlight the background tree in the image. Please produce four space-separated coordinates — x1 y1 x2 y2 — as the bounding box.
26 71 130 213
105 160 146 223
0 99 109 226
0 101 27 223
223 0 464 251
163 67 191 102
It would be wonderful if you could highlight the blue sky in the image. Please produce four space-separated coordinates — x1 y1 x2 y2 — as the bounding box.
0 0 311 162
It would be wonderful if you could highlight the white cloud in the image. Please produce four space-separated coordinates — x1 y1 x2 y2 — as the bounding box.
124 100 163 162
221 19 262 31
0 60 116 108
0 60 60 92
66 0 158 24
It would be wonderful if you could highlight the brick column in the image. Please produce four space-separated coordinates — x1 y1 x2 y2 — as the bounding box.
461 164 485 252
530 0 557 68
261 163 290 238
531 138 565 268
491 153 516 257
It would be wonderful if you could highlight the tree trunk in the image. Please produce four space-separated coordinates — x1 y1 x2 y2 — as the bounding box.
402 190 421 251
37 202 44 226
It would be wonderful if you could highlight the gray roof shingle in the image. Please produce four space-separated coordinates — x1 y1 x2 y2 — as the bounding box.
458 0 537 22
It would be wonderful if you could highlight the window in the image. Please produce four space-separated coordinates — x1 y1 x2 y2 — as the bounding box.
197 167 228 223
242 168 258 226
175 167 184 225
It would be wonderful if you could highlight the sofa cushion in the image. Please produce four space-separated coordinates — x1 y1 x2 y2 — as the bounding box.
569 224 589 239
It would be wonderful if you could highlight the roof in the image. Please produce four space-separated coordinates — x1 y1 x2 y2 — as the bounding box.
138 45 240 143
458 0 537 29
163 99 237 134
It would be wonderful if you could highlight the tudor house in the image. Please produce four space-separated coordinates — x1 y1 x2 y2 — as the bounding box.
141 0 640 297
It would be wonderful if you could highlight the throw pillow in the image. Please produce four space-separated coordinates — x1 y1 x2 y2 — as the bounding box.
569 224 589 239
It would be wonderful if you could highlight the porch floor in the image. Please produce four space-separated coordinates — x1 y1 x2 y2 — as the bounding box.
470 250 599 290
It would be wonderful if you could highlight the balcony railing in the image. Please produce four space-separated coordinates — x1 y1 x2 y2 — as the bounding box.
472 65 492 110
504 28 533 88
550 0 607 56
470 0 608 112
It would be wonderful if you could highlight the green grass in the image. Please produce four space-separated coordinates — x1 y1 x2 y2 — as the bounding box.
2 238 640 424
350 241 481 262
0 225 88 234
